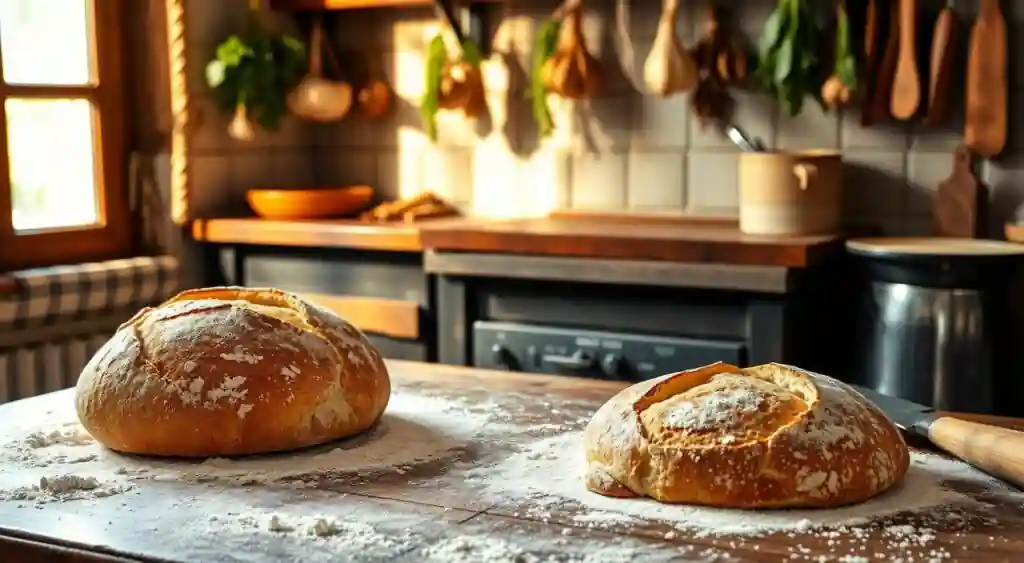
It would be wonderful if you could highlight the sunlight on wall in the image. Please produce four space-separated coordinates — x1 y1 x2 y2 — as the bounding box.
389 17 569 219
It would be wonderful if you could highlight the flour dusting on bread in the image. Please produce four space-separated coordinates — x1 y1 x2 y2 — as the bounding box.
660 380 768 432
584 362 910 509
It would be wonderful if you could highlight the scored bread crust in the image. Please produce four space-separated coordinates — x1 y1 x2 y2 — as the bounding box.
75 286 391 457
583 362 910 509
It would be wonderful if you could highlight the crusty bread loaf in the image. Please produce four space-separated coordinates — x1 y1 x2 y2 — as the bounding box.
583 362 910 509
75 287 391 457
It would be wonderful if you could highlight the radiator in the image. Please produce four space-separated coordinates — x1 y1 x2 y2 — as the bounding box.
0 254 181 405
0 334 112 404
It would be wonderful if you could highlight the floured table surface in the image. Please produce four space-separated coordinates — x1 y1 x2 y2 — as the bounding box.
1 360 1024 562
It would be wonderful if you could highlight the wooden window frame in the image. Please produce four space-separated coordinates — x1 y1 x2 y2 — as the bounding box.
0 0 132 271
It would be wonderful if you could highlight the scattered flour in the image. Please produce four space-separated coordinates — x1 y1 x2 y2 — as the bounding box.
0 474 133 504
23 425 95 449
201 511 419 560
419 535 689 563
0 391 492 493
119 393 491 485
464 431 1018 538
3 422 99 468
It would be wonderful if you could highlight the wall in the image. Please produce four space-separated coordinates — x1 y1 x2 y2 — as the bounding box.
126 0 318 286
134 0 1024 245
309 0 1024 235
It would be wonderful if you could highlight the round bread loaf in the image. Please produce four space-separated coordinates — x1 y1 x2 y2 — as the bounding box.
75 287 391 457
583 362 910 509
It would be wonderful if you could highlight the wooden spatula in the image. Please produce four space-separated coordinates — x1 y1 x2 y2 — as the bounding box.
890 0 920 120
924 0 958 127
965 0 1007 157
933 145 987 239
864 0 899 125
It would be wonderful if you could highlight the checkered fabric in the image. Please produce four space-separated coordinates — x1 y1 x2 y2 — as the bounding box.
0 333 111 404
0 255 180 329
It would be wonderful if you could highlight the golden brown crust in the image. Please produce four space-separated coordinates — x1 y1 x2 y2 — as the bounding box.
583 362 910 509
75 286 390 457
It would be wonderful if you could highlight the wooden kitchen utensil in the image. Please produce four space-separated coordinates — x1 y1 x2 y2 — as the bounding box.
864 0 899 126
858 0 881 122
965 0 1007 158
855 384 1024 492
933 145 987 239
924 0 958 127
890 0 920 120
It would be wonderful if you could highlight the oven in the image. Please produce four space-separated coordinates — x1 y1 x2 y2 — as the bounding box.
471 321 746 382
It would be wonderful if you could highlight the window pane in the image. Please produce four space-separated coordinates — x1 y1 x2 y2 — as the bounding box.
0 0 92 85
6 98 99 232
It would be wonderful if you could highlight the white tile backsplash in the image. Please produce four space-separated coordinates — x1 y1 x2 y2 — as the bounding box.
842 151 907 219
686 151 739 212
906 151 956 216
571 152 626 209
777 103 841 150
632 94 690 150
627 152 686 210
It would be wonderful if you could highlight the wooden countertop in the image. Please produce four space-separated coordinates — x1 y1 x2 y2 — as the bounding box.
419 218 841 267
2 361 1023 562
191 217 467 253
192 215 842 268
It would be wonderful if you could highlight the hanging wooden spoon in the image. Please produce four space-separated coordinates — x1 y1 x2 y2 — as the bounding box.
924 0 958 127
864 0 899 125
964 0 1007 158
890 0 919 120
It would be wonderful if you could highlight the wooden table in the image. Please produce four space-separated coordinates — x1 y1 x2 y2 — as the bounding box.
1 361 1023 562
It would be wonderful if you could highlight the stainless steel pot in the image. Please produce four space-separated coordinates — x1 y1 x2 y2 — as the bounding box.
847 238 1024 415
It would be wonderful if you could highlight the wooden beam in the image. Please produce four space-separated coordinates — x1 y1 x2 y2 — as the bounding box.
269 0 501 11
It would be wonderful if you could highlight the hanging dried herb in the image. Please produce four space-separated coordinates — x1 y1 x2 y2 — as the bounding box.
822 2 858 109
420 35 483 142
529 19 562 138
755 0 823 117
421 36 449 142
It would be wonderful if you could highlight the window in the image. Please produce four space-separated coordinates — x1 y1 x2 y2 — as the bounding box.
0 0 130 271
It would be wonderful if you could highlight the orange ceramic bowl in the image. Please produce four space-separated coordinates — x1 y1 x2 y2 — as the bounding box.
246 186 374 220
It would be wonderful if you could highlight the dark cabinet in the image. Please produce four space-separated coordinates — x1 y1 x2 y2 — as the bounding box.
212 245 435 362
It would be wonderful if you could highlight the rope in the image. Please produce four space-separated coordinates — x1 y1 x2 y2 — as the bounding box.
165 0 190 226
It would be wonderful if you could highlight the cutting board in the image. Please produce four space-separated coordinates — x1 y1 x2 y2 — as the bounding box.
933 145 987 238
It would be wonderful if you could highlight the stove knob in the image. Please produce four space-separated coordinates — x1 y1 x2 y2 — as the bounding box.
491 344 517 370
600 353 627 379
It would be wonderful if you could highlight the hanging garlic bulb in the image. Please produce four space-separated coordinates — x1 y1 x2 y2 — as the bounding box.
541 4 603 100
643 0 698 96
228 105 256 142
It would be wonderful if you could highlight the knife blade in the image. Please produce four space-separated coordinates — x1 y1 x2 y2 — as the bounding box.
850 384 936 438
851 384 1024 490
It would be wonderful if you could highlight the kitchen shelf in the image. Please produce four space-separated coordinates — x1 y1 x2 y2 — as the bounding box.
269 0 500 10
